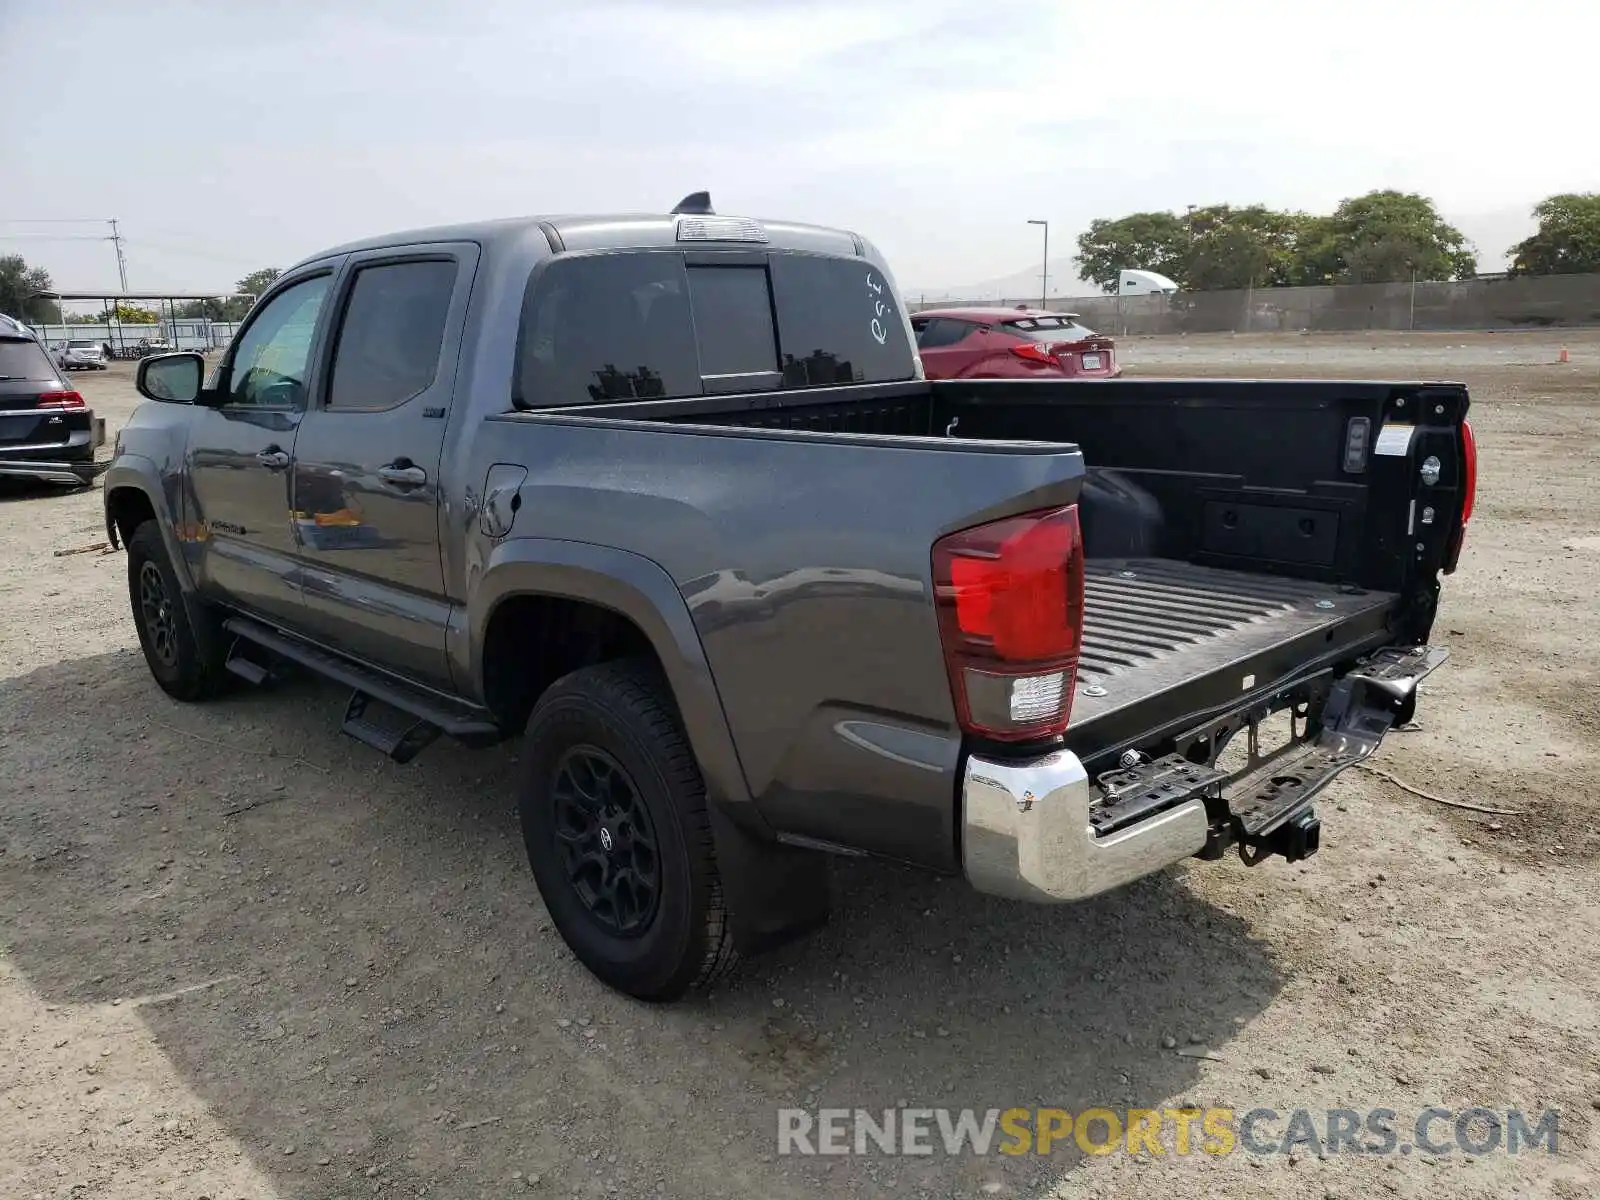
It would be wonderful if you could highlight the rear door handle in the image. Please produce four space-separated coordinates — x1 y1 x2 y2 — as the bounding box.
378 460 427 487
256 447 289 471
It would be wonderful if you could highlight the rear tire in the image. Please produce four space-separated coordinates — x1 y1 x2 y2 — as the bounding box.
519 659 737 1001
126 521 230 701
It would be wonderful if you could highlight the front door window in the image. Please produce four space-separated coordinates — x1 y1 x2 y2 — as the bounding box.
225 276 331 409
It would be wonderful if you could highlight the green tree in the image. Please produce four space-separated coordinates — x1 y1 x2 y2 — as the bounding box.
174 272 278 323
1508 193 1600 275
224 267 280 319
176 297 230 321
1076 191 1477 292
175 270 281 322
1296 191 1476 284
0 254 57 321
1181 205 1312 290
236 267 280 297
1074 212 1188 293
95 303 161 323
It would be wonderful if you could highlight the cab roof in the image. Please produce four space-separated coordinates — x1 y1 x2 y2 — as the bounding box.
298 211 865 268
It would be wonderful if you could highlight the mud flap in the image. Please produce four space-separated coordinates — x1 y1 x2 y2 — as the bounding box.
706 802 832 956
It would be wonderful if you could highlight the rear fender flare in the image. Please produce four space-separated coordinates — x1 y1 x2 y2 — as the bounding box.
468 539 833 953
469 538 759 825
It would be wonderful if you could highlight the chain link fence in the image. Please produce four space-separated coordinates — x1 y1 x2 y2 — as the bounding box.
911 273 1600 334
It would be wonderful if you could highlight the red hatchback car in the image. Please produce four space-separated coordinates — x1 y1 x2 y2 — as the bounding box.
911 306 1120 380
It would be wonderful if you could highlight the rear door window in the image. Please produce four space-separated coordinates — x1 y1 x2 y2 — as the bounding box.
0 337 58 381
326 260 457 410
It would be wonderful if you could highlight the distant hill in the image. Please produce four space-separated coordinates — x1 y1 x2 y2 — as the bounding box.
907 257 1099 307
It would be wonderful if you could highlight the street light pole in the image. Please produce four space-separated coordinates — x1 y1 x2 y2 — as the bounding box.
1027 219 1048 308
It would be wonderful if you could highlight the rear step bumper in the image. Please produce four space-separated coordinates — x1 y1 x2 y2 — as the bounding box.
961 643 1447 903
963 750 1209 902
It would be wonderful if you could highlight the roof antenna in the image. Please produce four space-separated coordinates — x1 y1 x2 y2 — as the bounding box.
671 191 714 216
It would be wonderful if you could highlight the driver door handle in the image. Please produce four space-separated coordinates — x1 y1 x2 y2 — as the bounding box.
255 447 289 471
378 460 427 487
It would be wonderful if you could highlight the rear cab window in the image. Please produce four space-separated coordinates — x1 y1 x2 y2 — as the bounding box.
0 337 59 381
515 250 916 407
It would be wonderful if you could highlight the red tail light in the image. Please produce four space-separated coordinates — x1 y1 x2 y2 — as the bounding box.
932 505 1085 741
1444 419 1477 574
1009 342 1060 366
37 390 85 409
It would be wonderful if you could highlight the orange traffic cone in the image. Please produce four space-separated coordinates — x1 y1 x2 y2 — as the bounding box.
1558 347 1570 363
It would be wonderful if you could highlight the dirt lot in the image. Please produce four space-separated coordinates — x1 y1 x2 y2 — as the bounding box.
2 331 1597 1199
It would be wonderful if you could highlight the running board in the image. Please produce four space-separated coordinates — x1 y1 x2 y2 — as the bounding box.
221 616 502 759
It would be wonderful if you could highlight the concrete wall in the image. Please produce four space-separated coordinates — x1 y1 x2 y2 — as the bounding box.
911 272 1600 334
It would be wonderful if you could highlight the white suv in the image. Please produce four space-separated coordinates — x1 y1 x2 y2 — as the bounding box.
55 340 109 370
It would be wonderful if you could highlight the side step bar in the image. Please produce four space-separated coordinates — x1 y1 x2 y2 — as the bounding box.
342 692 442 764
222 616 502 762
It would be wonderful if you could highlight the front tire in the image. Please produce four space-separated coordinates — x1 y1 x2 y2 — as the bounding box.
126 522 230 701
519 660 736 1001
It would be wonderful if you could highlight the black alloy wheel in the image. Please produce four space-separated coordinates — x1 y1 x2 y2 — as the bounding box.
138 559 179 670
550 745 662 936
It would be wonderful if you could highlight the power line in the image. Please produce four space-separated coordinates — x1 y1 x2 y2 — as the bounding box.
0 220 130 289
123 237 263 268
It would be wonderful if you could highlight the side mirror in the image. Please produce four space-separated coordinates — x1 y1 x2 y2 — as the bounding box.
136 351 207 405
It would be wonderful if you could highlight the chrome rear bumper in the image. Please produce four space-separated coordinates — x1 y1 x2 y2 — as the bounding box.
962 748 1208 902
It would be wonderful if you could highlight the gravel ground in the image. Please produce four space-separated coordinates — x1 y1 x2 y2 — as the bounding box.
2 331 1597 1199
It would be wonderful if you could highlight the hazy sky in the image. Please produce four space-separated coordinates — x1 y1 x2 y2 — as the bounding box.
2 0 1594 297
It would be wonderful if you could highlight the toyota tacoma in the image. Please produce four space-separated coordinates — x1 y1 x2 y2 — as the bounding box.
102 194 1474 999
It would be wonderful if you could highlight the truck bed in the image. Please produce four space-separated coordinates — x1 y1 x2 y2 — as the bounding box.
1066 558 1399 763
533 374 1465 785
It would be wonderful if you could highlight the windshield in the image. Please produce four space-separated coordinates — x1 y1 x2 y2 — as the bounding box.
0 337 59 381
1004 315 1099 341
67 340 96 348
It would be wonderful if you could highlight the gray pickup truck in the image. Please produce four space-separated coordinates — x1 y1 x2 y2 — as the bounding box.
103 194 1474 1000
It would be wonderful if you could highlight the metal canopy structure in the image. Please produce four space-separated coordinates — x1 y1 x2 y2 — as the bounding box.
31 289 256 356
